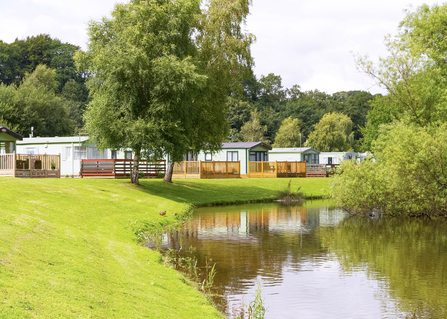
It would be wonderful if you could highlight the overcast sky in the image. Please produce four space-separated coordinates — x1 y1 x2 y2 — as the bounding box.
0 0 441 94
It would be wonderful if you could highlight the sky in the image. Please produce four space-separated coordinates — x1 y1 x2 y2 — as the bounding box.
0 0 441 95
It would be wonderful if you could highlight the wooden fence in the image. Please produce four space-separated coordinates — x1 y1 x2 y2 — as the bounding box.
14 153 61 178
248 161 307 178
81 159 166 178
0 153 15 176
306 164 327 178
172 161 241 179
276 161 307 177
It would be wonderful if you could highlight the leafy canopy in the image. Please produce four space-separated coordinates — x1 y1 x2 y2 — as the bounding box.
307 112 353 152
272 117 301 148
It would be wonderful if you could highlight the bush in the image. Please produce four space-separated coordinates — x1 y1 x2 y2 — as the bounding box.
331 122 447 217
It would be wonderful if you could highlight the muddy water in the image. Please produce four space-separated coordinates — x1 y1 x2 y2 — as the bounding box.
147 201 447 318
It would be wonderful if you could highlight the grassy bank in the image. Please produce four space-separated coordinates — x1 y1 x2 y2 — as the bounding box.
0 177 329 318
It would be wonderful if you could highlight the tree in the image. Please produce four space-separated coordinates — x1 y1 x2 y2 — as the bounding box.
0 65 75 137
76 0 254 184
356 3 447 150
307 112 353 152
272 117 301 148
238 111 270 144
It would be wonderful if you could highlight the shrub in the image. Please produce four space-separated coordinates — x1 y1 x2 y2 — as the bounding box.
331 122 447 217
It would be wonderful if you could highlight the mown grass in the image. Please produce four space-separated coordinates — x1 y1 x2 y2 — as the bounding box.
0 177 329 318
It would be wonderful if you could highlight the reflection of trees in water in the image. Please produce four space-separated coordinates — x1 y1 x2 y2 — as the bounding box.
159 203 331 314
318 217 447 318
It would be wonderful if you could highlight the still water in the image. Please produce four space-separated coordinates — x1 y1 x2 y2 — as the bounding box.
147 201 447 318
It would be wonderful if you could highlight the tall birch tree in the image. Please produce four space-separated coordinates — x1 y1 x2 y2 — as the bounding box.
76 0 254 184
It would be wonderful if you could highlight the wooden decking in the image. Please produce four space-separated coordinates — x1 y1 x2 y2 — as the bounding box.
80 159 166 178
248 161 307 178
173 161 241 179
0 153 61 178
306 164 327 178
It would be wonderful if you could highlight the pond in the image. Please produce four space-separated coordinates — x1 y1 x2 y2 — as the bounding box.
146 200 447 318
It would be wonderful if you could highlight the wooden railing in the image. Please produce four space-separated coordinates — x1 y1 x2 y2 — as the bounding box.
276 161 306 177
306 164 327 177
248 161 307 178
81 159 166 177
201 161 240 179
0 153 15 176
173 161 241 179
0 153 61 178
248 161 277 178
15 153 61 178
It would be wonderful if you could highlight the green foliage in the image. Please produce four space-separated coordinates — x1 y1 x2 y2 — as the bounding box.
237 110 270 143
356 4 447 151
235 281 266 319
0 34 88 91
77 0 254 184
0 65 76 136
272 117 301 147
277 180 305 204
331 122 447 216
307 112 354 152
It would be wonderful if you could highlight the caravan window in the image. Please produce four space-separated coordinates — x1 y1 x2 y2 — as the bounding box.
249 151 267 161
88 147 107 159
227 151 238 161
74 147 87 160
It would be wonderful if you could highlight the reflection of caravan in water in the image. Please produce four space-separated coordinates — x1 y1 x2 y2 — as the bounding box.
150 202 347 252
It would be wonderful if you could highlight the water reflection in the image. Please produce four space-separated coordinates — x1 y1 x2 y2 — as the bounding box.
319 217 447 318
145 201 447 318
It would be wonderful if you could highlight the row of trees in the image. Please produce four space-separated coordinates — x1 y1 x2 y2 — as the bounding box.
226 74 379 150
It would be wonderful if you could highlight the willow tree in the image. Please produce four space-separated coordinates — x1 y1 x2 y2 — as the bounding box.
307 112 354 152
76 0 254 184
272 117 301 148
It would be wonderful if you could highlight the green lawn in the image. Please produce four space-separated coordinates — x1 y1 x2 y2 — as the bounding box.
0 177 329 318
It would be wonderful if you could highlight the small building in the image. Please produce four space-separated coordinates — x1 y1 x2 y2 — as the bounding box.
173 142 272 178
17 136 132 177
198 142 272 176
269 147 320 164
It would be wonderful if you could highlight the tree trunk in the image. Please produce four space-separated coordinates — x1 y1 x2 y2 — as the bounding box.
131 148 141 185
163 157 174 183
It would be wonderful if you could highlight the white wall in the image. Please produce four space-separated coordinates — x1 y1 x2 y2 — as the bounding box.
268 152 302 162
319 152 345 165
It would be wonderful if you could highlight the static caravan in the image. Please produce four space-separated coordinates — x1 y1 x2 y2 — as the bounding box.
172 142 272 178
269 147 320 164
17 136 133 177
197 142 272 176
319 152 368 165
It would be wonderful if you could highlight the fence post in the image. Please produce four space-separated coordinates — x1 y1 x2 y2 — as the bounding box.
213 161 215 177
275 161 278 178
261 161 264 178
248 161 250 178
13 151 16 178
226 161 228 178
199 160 202 179
184 161 186 179
238 161 240 178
